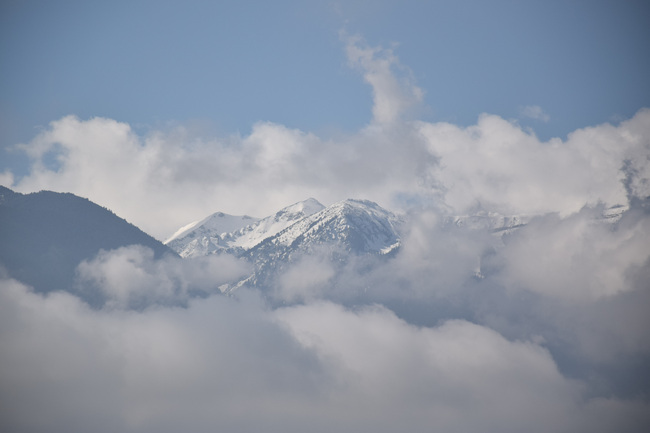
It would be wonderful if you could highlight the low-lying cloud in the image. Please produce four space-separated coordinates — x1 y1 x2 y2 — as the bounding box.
2 278 648 433
76 245 251 309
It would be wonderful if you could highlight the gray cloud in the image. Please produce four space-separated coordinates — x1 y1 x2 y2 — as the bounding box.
75 245 251 309
1 203 649 431
267 201 650 402
2 279 648 433
491 205 650 301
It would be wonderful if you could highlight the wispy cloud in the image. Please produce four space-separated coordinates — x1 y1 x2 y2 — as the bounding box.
520 104 551 122
342 32 424 125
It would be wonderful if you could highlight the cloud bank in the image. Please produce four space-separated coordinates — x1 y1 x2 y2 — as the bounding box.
4 35 648 240
1 35 649 432
2 278 649 433
76 245 251 309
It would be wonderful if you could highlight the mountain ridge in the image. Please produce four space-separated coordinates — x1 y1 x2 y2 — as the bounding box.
0 186 176 297
164 198 404 293
165 198 326 258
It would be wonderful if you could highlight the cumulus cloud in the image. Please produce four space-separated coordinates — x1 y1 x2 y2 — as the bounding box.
8 108 649 240
6 106 648 243
417 109 650 216
5 115 406 239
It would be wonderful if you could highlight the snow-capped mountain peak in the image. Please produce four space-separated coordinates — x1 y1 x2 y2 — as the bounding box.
165 212 259 244
165 198 326 258
165 198 404 291
231 198 404 292
255 198 403 254
164 211 260 257
230 198 326 250
274 197 324 218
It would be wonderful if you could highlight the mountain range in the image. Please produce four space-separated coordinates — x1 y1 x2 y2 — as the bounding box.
164 198 403 293
1 186 629 304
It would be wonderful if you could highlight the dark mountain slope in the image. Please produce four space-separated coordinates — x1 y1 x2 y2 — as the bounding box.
0 186 176 294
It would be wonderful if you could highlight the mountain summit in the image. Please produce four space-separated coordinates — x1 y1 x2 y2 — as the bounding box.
165 198 325 258
166 198 403 292
246 199 402 258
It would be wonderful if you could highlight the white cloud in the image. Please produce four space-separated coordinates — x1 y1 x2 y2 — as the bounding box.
11 116 336 240
262 200 650 396
2 279 648 433
9 108 649 241
342 33 424 125
8 114 429 239
75 245 251 309
495 206 650 301
520 105 550 122
276 253 336 303
0 279 326 433
0 170 14 187
418 109 650 216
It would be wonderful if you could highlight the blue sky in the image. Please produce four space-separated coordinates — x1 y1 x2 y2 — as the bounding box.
1 0 649 179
